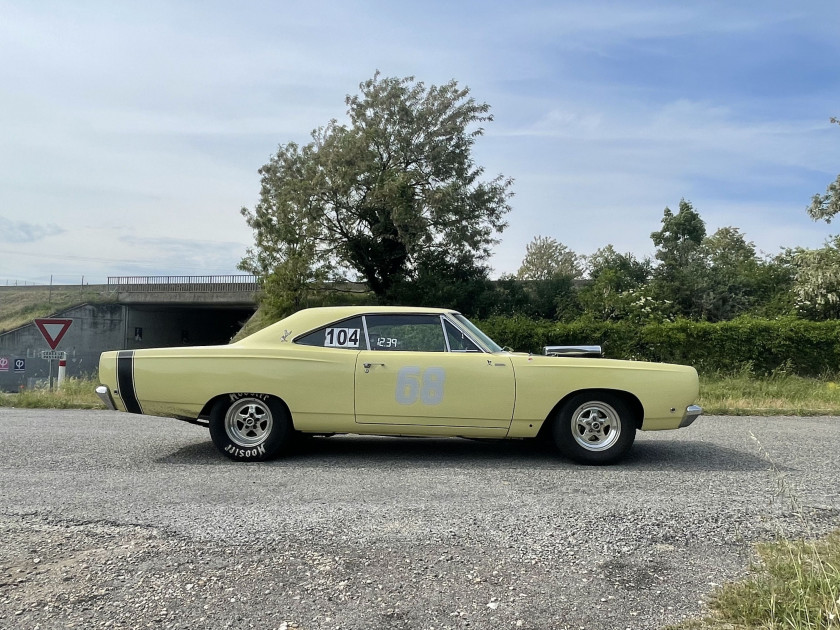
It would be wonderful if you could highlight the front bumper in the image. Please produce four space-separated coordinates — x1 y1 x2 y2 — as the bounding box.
95 385 117 411
679 404 702 428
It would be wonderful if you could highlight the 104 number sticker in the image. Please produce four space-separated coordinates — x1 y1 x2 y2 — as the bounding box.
324 327 360 348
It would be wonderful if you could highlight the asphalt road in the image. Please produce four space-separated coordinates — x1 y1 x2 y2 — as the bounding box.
1 409 839 630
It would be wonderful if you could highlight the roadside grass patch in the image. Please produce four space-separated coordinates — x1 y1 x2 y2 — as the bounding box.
671 530 840 630
699 373 840 416
0 377 103 409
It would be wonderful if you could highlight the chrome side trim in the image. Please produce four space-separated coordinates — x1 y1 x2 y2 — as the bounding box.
95 385 117 411
679 404 703 428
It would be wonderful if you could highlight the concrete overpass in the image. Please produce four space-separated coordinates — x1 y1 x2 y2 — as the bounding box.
104 275 260 305
0 275 259 391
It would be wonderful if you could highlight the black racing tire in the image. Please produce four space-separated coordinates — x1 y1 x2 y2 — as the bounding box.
209 394 292 462
552 391 636 465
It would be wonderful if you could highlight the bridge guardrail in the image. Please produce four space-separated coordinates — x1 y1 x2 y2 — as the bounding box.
107 275 260 293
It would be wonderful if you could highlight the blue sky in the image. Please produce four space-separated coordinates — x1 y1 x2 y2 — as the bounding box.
1 0 838 285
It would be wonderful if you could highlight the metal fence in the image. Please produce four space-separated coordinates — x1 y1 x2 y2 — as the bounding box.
107 275 260 293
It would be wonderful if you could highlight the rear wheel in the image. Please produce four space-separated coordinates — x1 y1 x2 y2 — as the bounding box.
553 392 636 465
209 394 291 461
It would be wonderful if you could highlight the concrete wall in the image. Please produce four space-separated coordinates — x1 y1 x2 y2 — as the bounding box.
0 303 124 391
0 303 254 392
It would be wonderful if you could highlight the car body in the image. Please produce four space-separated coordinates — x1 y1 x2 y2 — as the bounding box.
96 306 701 464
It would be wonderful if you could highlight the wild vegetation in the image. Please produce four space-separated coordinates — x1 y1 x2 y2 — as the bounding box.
698 373 840 416
668 531 840 630
0 376 102 408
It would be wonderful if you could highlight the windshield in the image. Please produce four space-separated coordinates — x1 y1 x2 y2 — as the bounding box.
451 313 504 353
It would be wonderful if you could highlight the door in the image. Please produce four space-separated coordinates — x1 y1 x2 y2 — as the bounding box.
354 314 515 428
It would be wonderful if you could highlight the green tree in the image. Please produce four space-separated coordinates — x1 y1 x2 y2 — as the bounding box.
578 245 652 321
696 227 760 321
241 72 513 303
749 252 796 318
386 251 494 317
807 117 840 223
650 199 707 317
516 235 583 280
791 236 840 319
650 214 793 322
488 274 580 320
695 227 795 321
239 142 330 317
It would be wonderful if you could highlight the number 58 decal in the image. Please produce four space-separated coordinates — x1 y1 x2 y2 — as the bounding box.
396 366 445 406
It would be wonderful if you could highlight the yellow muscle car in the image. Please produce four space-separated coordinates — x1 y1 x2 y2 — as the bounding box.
96 306 701 464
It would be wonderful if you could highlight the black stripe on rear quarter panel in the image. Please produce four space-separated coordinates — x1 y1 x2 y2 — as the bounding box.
117 350 142 414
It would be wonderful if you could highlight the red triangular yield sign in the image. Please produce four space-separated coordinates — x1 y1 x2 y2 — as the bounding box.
34 318 73 350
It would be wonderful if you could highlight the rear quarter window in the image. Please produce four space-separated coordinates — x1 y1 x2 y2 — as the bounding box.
295 317 366 349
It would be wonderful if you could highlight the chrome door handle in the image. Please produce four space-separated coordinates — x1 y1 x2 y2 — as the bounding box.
363 362 385 373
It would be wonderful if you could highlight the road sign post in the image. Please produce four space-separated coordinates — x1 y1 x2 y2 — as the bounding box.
34 319 73 391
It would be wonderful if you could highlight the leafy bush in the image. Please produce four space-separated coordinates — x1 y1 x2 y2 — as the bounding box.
476 316 840 376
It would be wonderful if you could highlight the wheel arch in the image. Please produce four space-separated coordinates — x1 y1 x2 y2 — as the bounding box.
199 393 294 427
536 388 644 439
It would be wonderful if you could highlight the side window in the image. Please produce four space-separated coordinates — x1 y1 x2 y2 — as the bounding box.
444 320 481 352
295 317 365 349
365 315 446 352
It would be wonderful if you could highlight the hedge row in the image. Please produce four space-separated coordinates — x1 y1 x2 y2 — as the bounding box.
475 316 840 376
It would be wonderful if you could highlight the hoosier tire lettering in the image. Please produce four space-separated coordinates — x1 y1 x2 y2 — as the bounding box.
229 392 269 402
224 444 267 458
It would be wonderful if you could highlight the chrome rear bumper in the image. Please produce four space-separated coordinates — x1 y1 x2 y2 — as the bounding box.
95 385 117 411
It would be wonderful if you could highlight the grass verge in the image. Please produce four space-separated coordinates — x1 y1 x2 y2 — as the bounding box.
671 530 840 630
719 532 839 629
0 377 104 409
698 373 840 416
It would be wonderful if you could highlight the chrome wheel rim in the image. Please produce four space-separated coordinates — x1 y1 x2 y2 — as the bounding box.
225 398 273 448
570 401 622 451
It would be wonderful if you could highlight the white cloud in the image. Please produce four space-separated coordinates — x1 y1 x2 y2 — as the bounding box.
0 216 65 244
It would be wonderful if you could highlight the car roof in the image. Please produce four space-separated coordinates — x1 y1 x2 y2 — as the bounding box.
236 305 460 346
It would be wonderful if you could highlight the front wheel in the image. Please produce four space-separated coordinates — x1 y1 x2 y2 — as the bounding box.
553 392 636 465
209 394 291 461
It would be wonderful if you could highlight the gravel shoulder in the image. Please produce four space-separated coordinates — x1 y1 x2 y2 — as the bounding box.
1 410 839 629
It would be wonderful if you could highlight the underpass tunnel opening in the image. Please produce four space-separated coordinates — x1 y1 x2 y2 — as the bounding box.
124 304 256 349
